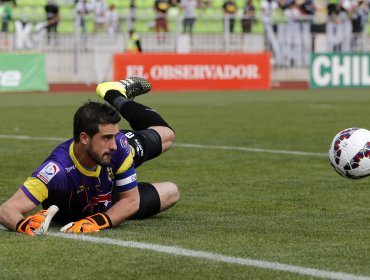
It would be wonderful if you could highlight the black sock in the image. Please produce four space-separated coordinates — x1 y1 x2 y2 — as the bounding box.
104 90 129 109
104 90 172 131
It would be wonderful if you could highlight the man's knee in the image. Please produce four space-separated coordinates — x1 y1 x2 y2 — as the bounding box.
150 126 175 153
155 181 180 211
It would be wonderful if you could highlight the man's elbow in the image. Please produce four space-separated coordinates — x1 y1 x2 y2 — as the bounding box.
0 203 15 231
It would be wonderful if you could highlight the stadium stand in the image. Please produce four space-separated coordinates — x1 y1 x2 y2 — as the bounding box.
9 0 265 33
6 0 369 35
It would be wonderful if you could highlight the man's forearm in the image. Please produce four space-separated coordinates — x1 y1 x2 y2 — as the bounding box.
0 203 23 231
0 189 39 232
105 188 140 226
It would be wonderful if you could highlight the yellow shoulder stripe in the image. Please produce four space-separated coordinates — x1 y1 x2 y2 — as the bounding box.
116 149 134 174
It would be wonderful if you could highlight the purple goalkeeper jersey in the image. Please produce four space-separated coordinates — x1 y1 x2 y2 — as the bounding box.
20 131 137 224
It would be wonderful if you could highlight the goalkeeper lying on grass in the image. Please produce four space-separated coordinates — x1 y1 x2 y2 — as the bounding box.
0 77 180 236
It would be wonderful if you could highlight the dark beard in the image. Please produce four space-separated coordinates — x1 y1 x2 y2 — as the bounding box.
86 146 111 167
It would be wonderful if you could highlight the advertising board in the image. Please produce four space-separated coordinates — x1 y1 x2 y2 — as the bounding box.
310 53 370 88
113 53 271 91
0 53 48 92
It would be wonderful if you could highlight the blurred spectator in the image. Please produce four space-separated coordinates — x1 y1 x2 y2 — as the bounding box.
92 0 107 32
75 0 92 33
75 0 92 51
327 0 340 23
241 0 256 33
278 0 295 10
171 0 181 6
349 1 363 33
261 0 279 24
358 0 369 32
299 0 315 19
326 0 353 52
261 0 280 63
129 0 136 30
1 0 13 47
44 0 60 45
283 1 301 22
199 0 211 9
222 0 238 33
154 0 170 33
180 0 198 33
106 3 119 37
340 0 368 50
126 29 142 53
340 0 355 49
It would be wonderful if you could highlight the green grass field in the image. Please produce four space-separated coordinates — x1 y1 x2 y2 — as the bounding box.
1 89 370 279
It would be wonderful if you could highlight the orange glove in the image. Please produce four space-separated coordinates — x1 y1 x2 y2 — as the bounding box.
16 209 48 236
60 213 112 234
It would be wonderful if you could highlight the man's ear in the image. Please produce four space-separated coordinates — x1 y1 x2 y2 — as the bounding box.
79 132 90 145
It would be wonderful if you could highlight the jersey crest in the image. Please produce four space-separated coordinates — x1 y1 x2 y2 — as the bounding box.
37 162 60 184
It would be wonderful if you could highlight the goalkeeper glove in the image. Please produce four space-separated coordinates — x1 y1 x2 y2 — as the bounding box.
16 209 49 236
60 213 112 234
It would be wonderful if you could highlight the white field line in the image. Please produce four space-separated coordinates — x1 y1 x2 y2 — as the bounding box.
173 143 327 157
43 232 369 280
0 225 368 280
0 134 327 157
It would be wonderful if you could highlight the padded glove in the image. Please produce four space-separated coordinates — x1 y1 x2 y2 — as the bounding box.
60 213 112 234
16 209 48 236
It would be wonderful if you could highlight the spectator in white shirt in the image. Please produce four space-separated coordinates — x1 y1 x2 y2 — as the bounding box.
180 0 198 33
261 0 279 24
93 0 107 32
75 0 93 33
106 4 119 36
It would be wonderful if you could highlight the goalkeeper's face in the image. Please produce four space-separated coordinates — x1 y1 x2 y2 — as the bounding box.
86 124 119 167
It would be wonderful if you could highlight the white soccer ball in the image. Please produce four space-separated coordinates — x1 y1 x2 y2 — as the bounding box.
329 128 370 179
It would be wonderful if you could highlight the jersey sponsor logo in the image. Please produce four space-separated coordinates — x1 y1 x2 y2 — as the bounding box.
134 139 144 156
37 162 60 184
89 192 112 214
65 166 75 173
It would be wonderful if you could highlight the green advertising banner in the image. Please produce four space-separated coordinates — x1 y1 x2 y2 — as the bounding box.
0 53 48 92
310 52 370 88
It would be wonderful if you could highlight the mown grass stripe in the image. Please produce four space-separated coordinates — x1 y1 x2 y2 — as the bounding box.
48 232 370 280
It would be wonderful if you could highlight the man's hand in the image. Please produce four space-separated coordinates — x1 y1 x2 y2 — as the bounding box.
60 213 112 234
16 205 59 236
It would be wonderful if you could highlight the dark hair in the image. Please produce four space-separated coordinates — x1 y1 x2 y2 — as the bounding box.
73 101 121 142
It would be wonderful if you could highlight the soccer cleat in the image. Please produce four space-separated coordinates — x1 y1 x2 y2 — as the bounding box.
120 77 152 99
96 77 151 100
